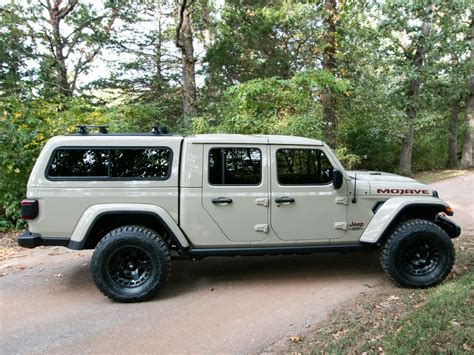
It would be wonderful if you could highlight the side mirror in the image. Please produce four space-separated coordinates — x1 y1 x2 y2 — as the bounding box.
333 169 343 189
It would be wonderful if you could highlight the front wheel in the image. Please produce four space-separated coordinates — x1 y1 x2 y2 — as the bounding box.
91 225 171 302
380 219 455 288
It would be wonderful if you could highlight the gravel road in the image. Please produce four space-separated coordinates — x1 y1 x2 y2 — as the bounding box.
1 173 472 354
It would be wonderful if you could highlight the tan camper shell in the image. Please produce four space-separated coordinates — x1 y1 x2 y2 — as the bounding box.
18 127 461 302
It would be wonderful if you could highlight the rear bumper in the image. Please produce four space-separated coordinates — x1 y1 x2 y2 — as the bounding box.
17 231 70 248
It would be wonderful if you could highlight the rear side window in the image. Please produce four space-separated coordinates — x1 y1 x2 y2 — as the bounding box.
209 148 262 185
110 148 171 178
47 147 172 180
276 148 334 185
48 149 109 177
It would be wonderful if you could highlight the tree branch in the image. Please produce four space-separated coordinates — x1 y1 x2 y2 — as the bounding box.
64 15 106 42
175 0 193 50
56 0 78 20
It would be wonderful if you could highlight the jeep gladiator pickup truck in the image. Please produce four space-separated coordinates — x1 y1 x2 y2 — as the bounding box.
18 127 461 302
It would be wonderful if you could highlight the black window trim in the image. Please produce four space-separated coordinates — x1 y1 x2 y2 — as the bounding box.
45 146 174 181
275 147 334 186
207 146 263 186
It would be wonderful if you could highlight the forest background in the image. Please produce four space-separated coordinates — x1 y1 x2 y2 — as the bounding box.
0 0 472 229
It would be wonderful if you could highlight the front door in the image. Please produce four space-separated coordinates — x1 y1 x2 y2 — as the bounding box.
202 144 269 242
270 146 348 241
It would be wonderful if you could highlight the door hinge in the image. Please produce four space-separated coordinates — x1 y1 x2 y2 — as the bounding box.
255 198 269 207
334 222 347 230
254 224 269 233
335 197 348 205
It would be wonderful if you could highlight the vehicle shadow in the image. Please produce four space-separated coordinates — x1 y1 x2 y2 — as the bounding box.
158 250 385 300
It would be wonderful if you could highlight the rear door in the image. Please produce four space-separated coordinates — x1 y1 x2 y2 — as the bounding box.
202 144 270 242
270 146 348 241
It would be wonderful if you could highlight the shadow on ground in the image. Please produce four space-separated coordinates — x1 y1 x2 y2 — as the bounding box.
159 250 383 299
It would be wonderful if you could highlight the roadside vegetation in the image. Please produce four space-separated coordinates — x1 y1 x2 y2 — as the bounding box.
286 258 473 353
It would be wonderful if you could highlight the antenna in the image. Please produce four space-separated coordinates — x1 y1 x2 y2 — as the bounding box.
352 173 357 204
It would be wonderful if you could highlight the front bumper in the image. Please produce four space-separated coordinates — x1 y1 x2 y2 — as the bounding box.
17 231 70 248
436 215 461 239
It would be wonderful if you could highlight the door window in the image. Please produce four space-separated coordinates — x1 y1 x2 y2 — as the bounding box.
276 148 333 185
208 148 262 185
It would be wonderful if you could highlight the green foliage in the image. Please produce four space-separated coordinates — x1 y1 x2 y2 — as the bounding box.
0 2 35 97
0 96 178 229
192 70 348 140
206 1 324 88
334 147 361 170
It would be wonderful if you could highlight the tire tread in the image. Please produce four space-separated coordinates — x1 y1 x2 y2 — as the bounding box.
91 225 171 303
380 219 454 288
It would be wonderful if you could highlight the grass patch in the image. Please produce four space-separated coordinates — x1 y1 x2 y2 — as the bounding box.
382 270 473 353
414 169 470 184
286 246 473 354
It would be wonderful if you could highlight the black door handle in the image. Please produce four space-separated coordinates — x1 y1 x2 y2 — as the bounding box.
275 197 295 205
212 197 233 205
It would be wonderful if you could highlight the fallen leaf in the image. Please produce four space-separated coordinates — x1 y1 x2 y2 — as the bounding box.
289 336 302 342
463 343 472 351
331 329 347 340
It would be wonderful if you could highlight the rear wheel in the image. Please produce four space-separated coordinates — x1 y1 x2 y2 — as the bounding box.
91 225 171 302
380 219 454 288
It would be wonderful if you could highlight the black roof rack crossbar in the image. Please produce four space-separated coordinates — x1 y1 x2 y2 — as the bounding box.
76 125 108 134
151 125 170 135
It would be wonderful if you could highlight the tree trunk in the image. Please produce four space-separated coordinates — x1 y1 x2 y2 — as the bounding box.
399 106 415 176
447 102 460 169
176 0 197 128
461 14 474 169
399 21 430 176
322 0 337 147
399 73 422 176
48 1 76 97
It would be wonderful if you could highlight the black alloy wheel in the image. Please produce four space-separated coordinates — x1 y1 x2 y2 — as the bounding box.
380 219 454 288
91 225 171 302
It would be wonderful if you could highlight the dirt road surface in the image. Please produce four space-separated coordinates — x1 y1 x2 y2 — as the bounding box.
1 173 473 354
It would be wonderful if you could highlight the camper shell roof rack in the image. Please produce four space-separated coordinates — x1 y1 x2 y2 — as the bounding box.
73 125 173 136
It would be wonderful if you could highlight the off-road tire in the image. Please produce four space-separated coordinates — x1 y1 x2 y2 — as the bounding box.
380 219 454 288
91 225 171 302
